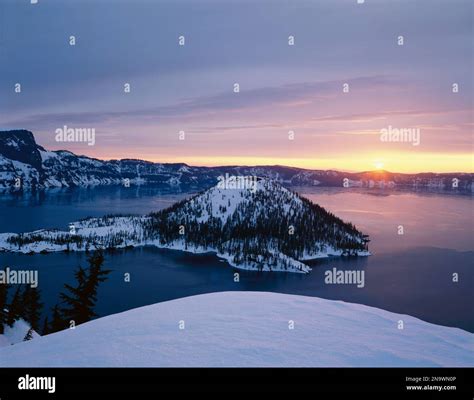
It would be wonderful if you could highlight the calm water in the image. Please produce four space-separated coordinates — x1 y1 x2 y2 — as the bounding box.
0 186 473 332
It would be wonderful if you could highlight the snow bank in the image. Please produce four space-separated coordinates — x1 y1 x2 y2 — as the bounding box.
0 292 472 367
0 319 40 347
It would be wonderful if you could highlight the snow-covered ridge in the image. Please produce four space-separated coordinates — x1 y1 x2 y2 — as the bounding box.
0 292 472 367
1 130 472 191
0 178 369 273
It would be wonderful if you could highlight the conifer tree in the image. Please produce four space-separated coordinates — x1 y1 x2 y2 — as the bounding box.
60 249 110 326
0 282 9 334
23 327 34 341
22 286 43 331
60 266 90 325
50 305 66 333
42 316 49 335
7 285 23 327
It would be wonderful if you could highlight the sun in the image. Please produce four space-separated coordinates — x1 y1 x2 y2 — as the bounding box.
373 161 385 170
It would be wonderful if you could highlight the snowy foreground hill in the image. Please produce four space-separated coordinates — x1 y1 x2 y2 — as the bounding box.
0 292 472 367
0 178 369 273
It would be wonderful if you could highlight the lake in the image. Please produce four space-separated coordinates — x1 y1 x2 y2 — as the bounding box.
0 185 472 332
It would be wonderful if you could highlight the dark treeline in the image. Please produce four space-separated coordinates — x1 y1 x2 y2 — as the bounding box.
6 218 144 251
0 249 110 341
0 283 42 340
7 232 87 250
146 183 369 264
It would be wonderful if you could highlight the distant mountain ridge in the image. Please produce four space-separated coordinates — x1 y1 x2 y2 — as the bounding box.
0 130 472 192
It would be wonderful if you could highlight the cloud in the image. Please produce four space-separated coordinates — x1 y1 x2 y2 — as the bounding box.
308 108 471 123
4 75 396 129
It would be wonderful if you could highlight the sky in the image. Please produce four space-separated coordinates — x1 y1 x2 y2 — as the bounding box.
0 0 472 173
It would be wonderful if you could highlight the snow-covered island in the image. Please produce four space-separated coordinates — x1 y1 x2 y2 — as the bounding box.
0 292 472 367
0 178 369 273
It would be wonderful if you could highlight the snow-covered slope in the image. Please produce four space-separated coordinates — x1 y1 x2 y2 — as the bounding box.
0 179 369 273
0 292 472 367
0 319 40 347
1 130 472 191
